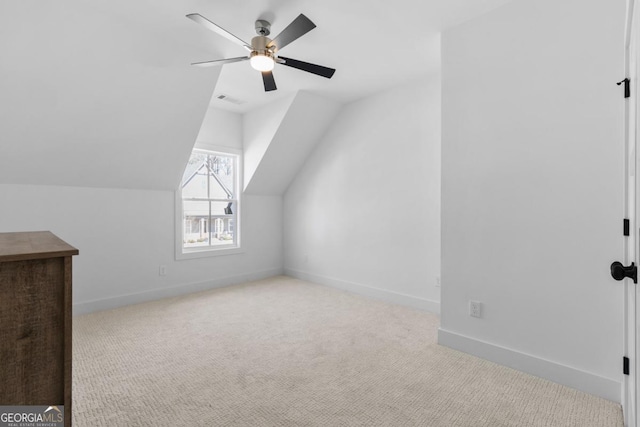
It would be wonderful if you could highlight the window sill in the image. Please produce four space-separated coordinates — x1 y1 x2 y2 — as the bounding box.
176 246 243 261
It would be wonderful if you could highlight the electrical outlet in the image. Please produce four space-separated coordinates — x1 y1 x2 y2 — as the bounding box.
159 265 167 276
435 276 441 287
469 300 482 318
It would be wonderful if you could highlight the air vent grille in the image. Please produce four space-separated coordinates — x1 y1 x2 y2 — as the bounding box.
216 94 246 105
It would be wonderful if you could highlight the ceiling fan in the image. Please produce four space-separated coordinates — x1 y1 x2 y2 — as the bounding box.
186 13 336 92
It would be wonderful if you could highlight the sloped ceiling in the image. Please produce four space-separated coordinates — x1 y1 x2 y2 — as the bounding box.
243 95 296 190
0 0 223 190
244 91 342 195
0 0 515 191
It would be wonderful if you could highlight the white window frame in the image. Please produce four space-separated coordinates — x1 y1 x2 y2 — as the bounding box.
175 144 242 260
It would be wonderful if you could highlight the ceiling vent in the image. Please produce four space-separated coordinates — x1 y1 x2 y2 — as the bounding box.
216 94 246 105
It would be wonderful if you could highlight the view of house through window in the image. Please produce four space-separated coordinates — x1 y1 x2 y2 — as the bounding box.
181 150 238 251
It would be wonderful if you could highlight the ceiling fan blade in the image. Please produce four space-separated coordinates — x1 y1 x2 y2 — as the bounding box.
267 14 316 51
261 71 277 92
191 56 249 67
186 13 252 51
278 56 335 79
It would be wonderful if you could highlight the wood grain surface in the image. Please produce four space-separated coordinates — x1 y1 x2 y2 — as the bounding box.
0 231 78 262
0 231 77 427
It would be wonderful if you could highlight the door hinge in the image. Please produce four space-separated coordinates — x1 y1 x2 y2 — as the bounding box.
624 219 630 236
617 78 631 98
624 356 630 375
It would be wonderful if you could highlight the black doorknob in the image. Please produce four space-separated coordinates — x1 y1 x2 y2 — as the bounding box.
611 261 637 283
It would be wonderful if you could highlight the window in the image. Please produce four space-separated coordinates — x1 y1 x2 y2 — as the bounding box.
178 148 240 257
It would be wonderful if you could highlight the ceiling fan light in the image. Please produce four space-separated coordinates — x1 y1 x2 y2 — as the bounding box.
250 54 275 72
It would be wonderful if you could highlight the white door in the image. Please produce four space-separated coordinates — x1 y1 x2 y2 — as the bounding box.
623 0 638 425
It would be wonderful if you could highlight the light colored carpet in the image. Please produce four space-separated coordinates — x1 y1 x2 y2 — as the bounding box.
73 276 623 426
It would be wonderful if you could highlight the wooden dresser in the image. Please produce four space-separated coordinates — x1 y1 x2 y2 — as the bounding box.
0 231 78 427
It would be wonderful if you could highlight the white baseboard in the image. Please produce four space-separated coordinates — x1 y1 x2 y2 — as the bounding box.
285 268 440 314
73 268 283 315
438 328 621 403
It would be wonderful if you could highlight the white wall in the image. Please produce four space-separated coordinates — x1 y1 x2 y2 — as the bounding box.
0 107 284 314
284 76 441 312
439 0 625 401
196 107 243 151
0 185 283 314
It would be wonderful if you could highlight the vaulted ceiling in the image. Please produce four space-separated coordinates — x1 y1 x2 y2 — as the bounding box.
0 0 513 191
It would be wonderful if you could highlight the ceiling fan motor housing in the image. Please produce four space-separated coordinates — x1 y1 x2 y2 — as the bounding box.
251 35 276 58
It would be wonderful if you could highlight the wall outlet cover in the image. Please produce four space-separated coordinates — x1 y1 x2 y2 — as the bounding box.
469 300 482 318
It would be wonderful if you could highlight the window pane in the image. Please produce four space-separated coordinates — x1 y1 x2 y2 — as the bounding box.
183 200 209 248
180 149 239 252
182 170 208 199
210 218 234 246
209 175 232 199
182 152 207 183
209 155 235 195
211 201 235 216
